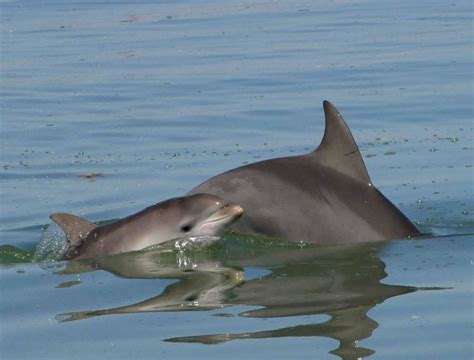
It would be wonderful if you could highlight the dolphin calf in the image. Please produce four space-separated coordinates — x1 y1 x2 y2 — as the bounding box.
189 101 421 244
51 194 243 260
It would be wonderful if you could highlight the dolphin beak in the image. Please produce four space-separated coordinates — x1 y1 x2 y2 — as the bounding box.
194 202 244 235
207 203 244 224
232 205 243 214
232 205 244 217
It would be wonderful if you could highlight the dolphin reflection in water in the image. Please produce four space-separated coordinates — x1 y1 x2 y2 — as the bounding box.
57 238 420 359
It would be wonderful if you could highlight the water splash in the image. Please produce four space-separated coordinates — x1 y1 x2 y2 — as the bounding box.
32 222 68 262
173 236 221 251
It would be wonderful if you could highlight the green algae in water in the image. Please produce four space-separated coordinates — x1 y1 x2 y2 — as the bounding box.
0 245 34 264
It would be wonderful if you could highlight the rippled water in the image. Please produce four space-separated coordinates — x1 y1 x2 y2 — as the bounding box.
1 0 473 359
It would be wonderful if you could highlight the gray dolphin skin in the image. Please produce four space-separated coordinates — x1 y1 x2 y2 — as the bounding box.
189 101 421 244
51 194 243 260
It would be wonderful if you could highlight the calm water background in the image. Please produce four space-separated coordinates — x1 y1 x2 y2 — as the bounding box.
1 0 473 359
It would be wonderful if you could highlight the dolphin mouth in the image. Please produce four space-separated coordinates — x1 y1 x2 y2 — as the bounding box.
205 204 244 225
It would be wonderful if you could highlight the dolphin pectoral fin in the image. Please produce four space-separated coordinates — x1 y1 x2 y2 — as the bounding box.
312 101 371 184
50 213 97 246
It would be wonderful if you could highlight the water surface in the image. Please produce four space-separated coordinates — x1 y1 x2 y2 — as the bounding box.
1 0 473 359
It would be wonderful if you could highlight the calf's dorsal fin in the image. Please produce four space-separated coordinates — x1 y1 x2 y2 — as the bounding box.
50 213 97 245
312 100 372 184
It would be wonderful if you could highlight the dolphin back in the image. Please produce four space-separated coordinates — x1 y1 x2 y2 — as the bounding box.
188 101 421 244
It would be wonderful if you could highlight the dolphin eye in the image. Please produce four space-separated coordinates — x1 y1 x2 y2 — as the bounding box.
180 224 193 233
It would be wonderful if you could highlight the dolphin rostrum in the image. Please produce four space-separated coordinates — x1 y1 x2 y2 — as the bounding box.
51 194 244 260
189 101 421 244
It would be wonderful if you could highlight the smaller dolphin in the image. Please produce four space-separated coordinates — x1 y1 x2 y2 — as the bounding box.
51 194 244 260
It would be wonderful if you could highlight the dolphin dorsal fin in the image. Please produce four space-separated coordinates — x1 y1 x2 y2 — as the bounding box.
50 213 97 245
312 100 371 184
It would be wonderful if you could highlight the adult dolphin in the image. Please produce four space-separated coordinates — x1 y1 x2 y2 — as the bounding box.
188 101 421 244
51 194 243 260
